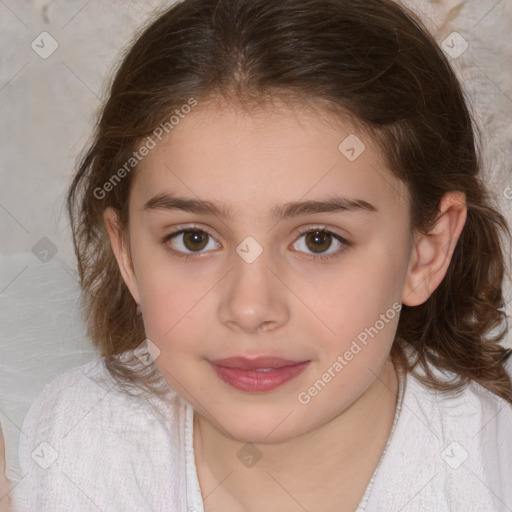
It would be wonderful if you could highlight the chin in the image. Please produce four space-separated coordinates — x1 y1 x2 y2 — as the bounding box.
215 409 307 445
228 426 295 445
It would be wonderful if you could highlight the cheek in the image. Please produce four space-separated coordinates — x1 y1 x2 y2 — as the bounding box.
141 277 209 343
140 275 211 386
133 250 209 343
132 227 216 318
299 249 403 343
297 270 401 413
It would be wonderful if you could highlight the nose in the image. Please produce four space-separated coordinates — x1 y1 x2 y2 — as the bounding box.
218 248 290 334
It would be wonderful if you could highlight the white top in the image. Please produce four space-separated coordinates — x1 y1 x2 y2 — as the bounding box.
12 346 512 511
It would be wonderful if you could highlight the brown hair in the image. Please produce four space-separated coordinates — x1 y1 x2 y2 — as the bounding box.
67 0 512 402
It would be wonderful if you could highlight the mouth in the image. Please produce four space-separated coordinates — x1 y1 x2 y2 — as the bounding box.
209 356 311 392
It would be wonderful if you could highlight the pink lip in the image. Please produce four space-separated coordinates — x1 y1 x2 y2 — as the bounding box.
209 357 310 392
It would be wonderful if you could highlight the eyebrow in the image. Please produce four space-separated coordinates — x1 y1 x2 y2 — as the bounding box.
143 193 377 221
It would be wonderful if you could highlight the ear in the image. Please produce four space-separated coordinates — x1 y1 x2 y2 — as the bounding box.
103 207 141 306
402 191 467 306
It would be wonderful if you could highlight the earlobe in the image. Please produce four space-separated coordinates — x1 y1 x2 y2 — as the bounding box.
402 191 467 306
103 207 141 306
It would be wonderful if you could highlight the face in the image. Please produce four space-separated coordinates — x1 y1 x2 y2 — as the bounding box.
106 98 417 443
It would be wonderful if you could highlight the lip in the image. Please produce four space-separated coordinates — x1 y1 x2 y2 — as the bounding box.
209 357 311 392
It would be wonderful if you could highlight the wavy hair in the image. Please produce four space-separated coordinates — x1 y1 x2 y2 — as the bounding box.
67 0 512 402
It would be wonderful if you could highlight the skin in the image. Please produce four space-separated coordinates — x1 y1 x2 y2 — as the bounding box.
0 424 13 512
104 97 466 511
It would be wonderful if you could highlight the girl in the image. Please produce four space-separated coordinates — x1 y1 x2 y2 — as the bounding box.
7 0 512 510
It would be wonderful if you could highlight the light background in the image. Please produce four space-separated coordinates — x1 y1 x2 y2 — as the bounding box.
0 0 511 482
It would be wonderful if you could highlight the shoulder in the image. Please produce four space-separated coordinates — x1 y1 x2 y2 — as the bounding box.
405 353 512 442
402 348 512 470
13 352 188 511
19 355 184 442
398 344 512 434
367 349 512 511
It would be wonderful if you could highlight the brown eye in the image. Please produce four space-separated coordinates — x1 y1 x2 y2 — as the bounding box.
304 230 333 253
292 229 348 259
182 231 209 251
165 228 220 255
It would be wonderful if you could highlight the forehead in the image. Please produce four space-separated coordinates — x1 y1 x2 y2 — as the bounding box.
131 98 409 218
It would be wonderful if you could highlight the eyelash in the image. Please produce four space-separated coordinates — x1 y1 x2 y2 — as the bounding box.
161 224 352 262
